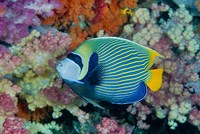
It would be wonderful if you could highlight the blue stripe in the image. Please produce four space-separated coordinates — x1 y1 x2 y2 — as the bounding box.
95 83 141 97
101 66 149 77
102 60 146 71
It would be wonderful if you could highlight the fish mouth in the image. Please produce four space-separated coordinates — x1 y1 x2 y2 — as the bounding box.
55 62 62 72
56 62 62 68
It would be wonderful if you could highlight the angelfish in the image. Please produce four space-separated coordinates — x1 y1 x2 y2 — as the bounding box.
56 37 163 109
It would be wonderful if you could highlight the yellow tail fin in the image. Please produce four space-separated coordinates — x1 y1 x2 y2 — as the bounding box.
146 69 163 92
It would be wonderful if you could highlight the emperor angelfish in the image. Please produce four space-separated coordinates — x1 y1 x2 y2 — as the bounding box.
56 37 163 109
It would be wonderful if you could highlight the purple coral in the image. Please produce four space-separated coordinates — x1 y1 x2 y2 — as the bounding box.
2 116 29 134
0 0 61 44
0 0 39 44
24 0 62 18
0 45 8 55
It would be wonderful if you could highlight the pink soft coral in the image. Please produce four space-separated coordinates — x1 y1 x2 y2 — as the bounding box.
42 85 77 105
0 93 18 116
2 116 29 134
0 45 22 76
96 117 131 134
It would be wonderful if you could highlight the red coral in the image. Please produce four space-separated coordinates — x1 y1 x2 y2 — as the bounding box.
96 117 130 134
42 85 77 104
91 0 108 24
2 116 29 134
0 93 18 116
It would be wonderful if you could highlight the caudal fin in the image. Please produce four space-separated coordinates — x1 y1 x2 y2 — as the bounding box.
146 69 163 92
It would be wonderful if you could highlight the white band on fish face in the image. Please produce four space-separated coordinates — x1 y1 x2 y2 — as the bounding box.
56 58 81 81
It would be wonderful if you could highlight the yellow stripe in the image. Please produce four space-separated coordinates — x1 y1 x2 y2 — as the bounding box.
97 42 122 55
104 58 149 70
98 46 134 60
99 50 138 63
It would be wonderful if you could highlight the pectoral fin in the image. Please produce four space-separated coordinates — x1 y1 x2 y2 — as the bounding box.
87 65 103 85
81 52 102 85
88 52 99 73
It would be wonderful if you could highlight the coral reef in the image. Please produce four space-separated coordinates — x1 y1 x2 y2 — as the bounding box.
42 0 138 50
123 3 200 131
0 0 200 133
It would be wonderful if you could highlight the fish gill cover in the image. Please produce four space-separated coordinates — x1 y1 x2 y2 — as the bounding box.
0 0 199 134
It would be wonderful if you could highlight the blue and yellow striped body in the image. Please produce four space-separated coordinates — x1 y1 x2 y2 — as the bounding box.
94 38 150 103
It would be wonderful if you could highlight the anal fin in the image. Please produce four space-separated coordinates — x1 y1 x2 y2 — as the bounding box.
82 96 105 109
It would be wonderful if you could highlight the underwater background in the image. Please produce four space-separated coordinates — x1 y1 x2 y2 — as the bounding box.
0 0 200 133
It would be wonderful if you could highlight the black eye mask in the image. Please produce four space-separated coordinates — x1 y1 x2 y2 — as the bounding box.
67 53 83 70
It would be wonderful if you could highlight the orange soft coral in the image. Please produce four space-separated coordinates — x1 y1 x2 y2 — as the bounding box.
41 0 95 27
17 99 50 122
41 0 138 50
119 0 138 8
68 25 89 50
88 0 136 35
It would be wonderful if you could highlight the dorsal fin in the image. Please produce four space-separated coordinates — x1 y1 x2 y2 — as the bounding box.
145 48 163 69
